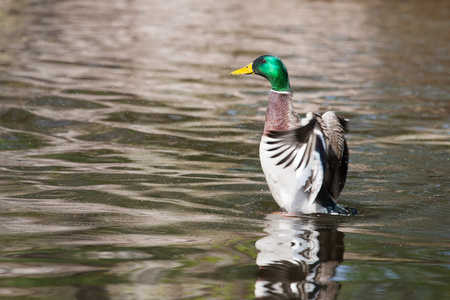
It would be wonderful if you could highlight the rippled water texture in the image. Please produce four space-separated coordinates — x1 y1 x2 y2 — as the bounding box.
0 0 449 299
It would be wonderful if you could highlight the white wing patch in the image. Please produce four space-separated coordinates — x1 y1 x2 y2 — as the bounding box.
264 117 327 206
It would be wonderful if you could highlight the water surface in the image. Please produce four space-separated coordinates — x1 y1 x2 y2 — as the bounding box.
0 0 449 299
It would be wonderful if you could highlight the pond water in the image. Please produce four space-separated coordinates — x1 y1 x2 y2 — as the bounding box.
0 0 449 299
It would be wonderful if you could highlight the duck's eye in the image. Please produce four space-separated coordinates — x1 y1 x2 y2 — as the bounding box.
260 58 267 64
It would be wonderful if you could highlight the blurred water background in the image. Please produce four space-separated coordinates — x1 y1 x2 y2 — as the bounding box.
0 0 449 299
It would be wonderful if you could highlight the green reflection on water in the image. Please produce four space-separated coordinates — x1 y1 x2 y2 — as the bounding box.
0 132 48 151
0 234 260 299
34 149 132 164
28 96 107 110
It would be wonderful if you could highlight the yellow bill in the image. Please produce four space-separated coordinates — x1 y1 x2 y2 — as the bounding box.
231 63 254 75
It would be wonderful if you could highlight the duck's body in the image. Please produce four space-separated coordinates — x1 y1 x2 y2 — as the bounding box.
259 90 349 214
232 55 355 215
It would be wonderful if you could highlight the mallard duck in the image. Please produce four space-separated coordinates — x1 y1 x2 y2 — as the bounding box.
231 55 356 215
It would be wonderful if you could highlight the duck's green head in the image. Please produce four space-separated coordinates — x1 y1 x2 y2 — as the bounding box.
231 55 291 92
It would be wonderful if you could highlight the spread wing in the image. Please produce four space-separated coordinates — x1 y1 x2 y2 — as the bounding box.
265 115 328 203
320 111 348 199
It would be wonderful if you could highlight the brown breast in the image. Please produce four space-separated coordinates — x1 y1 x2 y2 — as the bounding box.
263 91 298 134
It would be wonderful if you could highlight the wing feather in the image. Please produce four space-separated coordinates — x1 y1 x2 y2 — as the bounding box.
265 117 327 202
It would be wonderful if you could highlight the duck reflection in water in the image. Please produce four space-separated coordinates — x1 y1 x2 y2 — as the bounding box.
255 214 344 300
